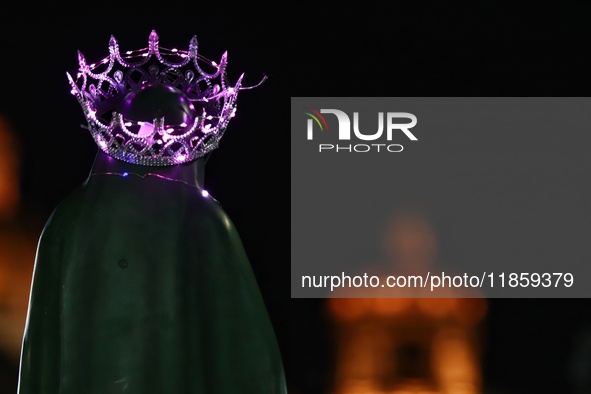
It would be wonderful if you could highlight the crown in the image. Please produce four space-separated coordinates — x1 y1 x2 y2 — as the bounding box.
67 30 265 166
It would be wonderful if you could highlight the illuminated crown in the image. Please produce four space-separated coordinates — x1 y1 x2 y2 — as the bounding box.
67 30 265 166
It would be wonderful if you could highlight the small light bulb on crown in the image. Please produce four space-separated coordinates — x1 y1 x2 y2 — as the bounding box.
67 30 267 167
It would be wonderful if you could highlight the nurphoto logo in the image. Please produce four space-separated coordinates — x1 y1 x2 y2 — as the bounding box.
305 108 418 153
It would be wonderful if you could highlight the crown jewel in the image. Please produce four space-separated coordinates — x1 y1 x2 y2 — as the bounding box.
68 30 265 166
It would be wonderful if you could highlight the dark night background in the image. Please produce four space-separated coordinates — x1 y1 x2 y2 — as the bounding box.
1 2 591 393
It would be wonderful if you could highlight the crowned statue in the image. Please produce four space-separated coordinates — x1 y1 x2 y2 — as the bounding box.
17 30 286 394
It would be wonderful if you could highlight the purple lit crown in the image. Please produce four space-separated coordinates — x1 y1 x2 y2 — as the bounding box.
68 30 264 166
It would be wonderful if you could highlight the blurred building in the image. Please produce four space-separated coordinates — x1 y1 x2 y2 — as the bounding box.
0 116 39 391
567 326 591 394
327 209 487 394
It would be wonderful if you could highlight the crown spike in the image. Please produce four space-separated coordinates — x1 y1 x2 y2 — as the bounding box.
149 30 159 54
189 35 198 57
236 72 245 87
77 50 87 68
108 35 119 54
218 51 228 87
66 72 77 90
